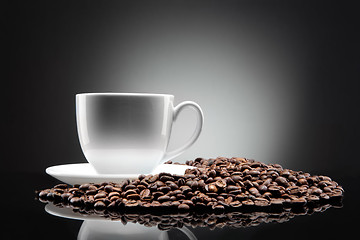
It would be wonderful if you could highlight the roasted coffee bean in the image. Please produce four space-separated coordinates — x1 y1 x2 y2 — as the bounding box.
159 186 171 193
290 198 307 207
61 192 73 201
166 181 178 190
178 203 190 210
248 170 260 176
79 184 90 191
94 192 107 200
140 189 151 199
127 194 140 200
258 185 267 192
104 185 114 192
249 187 260 196
177 178 185 186
70 197 82 206
148 175 159 183
215 179 227 188
108 192 120 198
184 174 196 179
158 195 171 202
206 184 218 193
94 200 106 209
208 169 217 178
226 186 240 192
153 191 164 199
124 189 138 196
275 177 289 186
160 175 174 182
54 184 68 189
298 178 308 185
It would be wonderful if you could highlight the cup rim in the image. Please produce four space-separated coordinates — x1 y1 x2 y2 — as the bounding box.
76 92 174 98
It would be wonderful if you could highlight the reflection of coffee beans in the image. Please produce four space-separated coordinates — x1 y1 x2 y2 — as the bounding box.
37 157 344 213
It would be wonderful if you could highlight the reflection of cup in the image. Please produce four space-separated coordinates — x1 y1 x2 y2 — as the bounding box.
76 93 204 174
78 221 197 240
45 203 197 240
78 221 168 240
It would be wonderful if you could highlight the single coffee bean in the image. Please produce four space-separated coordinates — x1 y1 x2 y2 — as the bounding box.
108 192 120 198
248 170 260 176
208 169 217 178
127 194 140 200
158 195 171 202
298 178 308 185
160 175 175 182
54 184 68 189
94 192 107 200
206 184 218 193
159 186 171 193
70 197 82 206
258 185 267 192
215 179 227 188
124 189 138 196
226 186 239 192
178 203 190 210
275 177 288 186
249 187 260 196
140 189 151 199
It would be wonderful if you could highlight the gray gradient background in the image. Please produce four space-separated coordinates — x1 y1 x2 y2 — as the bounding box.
4 1 360 239
6 0 359 176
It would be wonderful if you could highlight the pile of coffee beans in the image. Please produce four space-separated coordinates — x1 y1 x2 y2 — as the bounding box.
37 157 344 213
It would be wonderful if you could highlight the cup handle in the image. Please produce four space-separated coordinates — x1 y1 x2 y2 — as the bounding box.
161 101 204 163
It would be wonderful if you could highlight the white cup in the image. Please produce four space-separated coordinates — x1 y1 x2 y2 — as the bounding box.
76 93 204 174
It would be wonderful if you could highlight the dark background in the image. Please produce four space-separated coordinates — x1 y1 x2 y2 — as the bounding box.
5 0 359 239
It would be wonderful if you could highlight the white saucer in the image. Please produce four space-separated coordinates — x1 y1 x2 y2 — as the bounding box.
46 163 195 185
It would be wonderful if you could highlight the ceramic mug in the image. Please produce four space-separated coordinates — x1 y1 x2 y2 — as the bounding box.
76 93 204 174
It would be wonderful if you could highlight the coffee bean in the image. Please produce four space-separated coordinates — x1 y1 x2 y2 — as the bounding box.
54 184 68 189
290 198 307 207
158 195 171 202
215 179 227 188
127 194 140 200
249 187 260 196
108 192 120 198
298 178 308 185
208 169 217 178
258 185 267 192
177 178 185 186
124 189 137 196
160 175 174 182
148 175 159 183
178 203 190 210
94 201 106 209
275 177 289 186
104 185 114 192
206 184 218 193
248 170 260 176
159 186 171 193
94 192 107 200
140 189 151 199
70 197 82 206
226 186 239 192
79 184 90 191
